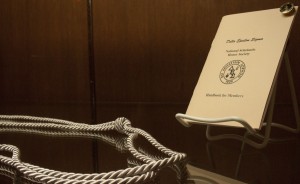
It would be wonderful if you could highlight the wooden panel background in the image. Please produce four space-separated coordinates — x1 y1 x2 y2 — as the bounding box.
0 0 91 122
0 0 94 173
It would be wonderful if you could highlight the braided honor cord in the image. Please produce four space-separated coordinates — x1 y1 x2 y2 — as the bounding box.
0 115 186 184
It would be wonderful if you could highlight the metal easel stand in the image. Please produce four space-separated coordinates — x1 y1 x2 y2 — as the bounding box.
176 52 300 149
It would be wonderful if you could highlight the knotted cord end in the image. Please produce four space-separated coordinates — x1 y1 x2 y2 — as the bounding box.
114 117 132 134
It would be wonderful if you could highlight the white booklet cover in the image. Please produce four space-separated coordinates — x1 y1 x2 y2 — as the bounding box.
186 7 298 129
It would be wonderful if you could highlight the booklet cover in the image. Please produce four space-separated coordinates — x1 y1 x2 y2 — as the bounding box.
186 7 297 129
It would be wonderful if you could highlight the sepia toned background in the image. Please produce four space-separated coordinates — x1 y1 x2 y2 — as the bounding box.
0 0 299 178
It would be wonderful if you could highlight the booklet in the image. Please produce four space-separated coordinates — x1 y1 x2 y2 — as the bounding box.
186 6 298 129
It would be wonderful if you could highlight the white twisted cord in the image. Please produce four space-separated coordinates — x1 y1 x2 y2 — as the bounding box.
0 164 41 184
0 115 186 184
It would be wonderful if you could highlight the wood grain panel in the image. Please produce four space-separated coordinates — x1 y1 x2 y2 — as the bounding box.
93 0 211 103
0 0 91 121
0 0 94 174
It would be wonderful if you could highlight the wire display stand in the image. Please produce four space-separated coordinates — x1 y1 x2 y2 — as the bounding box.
176 52 300 149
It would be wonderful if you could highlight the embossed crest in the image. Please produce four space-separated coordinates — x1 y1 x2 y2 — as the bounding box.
219 60 246 84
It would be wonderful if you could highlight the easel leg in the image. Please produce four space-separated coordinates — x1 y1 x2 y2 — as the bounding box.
284 52 300 132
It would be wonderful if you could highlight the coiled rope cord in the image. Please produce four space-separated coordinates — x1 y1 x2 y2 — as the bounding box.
0 115 186 184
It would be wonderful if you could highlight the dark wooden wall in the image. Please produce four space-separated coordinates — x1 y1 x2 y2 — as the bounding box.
0 0 299 172
0 0 91 122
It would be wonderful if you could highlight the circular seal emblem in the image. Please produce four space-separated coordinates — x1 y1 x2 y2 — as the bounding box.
219 60 246 84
